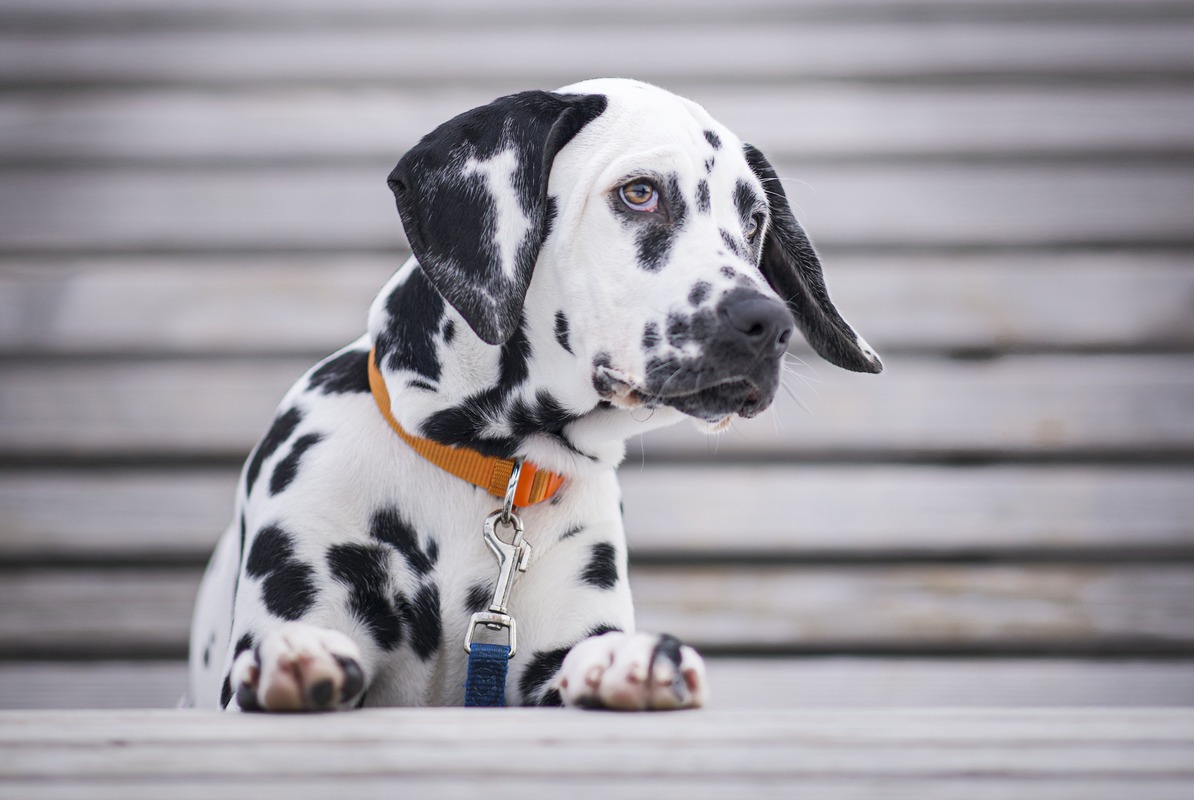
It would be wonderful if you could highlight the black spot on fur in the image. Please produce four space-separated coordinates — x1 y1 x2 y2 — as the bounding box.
408 379 436 392
442 319 456 346
466 582 494 613
327 543 404 651
642 321 661 350
720 265 737 279
635 226 673 273
518 624 624 707
561 524 585 540
269 432 324 496
695 179 710 214
420 386 519 458
246 525 318 621
666 312 692 348
245 525 293 578
704 156 715 174
370 507 438 577
416 316 534 457
261 561 317 621
519 645 570 706
245 407 303 498
688 281 711 306
234 633 255 659
720 228 748 260
591 352 616 397
582 542 619 590
507 391 590 458
704 130 723 150
374 267 445 381
554 311 572 354
308 349 370 395
220 675 233 709
632 174 689 273
735 179 762 223
398 584 442 661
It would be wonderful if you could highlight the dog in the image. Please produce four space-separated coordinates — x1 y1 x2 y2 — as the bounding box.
186 78 881 712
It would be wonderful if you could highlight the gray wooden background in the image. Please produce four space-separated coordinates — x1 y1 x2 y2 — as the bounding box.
1 0 1193 709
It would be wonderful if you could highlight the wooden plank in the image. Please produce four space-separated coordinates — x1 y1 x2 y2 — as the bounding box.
3 23 1193 88
2 564 1192 656
3 466 1192 561
5 658 1194 710
7 0 1190 23
0 709 1191 800
5 777 1192 800
3 165 1193 252
2 355 1190 459
3 252 1191 356
6 87 1194 164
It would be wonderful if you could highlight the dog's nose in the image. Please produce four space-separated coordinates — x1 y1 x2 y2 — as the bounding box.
720 294 795 355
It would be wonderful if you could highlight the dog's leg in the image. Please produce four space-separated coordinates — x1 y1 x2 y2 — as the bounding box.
229 622 366 712
551 631 708 710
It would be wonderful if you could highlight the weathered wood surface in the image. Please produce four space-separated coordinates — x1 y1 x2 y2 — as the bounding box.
6 87 1194 164
0 709 1192 800
3 355 1190 459
6 658 1194 711
5 165 1193 252
4 253 1192 355
4 22 1194 88
3 564 1192 658
3 465 1193 561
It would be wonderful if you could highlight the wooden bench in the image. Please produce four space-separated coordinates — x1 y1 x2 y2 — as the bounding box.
2 0 1193 727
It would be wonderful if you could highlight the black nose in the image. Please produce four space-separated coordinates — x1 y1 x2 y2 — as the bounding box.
720 293 795 355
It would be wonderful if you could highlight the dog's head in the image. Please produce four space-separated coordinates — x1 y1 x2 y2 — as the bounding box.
386 78 880 432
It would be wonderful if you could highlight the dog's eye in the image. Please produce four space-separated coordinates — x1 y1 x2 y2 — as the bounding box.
745 213 764 242
619 181 659 212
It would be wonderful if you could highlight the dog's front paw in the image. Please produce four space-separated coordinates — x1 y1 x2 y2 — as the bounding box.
555 631 708 711
231 622 365 712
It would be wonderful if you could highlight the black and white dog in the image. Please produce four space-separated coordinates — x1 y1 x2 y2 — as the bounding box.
187 78 881 712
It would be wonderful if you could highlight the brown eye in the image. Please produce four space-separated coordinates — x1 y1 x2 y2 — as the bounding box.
745 213 763 242
619 180 659 212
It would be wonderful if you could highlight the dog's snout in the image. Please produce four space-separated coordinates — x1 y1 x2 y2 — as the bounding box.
721 294 795 355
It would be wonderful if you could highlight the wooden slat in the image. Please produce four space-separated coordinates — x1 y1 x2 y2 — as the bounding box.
3 465 1192 561
3 252 1191 356
3 165 1194 252
7 0 1189 22
2 564 1192 656
0 708 1191 800
2 355 1190 459
6 87 1193 164
3 23 1193 89
3 658 1194 711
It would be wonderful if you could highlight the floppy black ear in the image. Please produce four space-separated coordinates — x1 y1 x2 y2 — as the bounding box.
743 144 883 374
388 91 607 345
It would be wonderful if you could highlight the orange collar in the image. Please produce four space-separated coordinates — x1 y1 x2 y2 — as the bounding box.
367 348 565 508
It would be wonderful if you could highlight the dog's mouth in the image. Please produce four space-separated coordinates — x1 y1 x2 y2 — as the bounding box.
596 365 773 423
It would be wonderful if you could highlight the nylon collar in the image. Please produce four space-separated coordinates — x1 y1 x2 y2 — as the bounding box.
367 348 565 507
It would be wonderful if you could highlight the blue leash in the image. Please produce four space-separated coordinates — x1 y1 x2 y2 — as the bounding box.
464 642 510 707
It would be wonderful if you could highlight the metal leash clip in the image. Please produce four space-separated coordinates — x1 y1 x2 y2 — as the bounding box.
464 458 532 659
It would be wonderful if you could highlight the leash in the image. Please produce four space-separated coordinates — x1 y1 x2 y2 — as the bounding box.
367 348 559 706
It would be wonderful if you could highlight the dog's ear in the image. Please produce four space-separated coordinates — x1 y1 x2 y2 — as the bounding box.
388 91 607 345
743 144 883 374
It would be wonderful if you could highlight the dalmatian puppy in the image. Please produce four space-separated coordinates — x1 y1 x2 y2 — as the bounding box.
187 78 881 712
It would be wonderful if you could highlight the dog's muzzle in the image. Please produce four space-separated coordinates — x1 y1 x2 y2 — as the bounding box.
603 289 796 422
